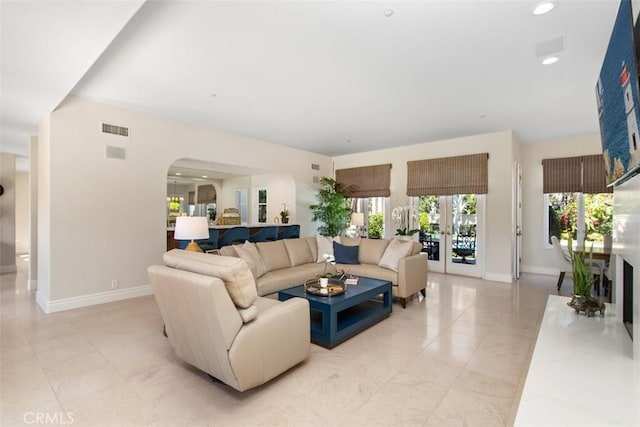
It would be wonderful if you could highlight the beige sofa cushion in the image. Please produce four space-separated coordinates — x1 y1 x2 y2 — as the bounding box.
234 241 267 280
284 239 313 266
359 238 389 265
163 249 257 309
378 238 414 272
316 235 339 263
302 237 318 262
257 241 291 272
340 237 361 246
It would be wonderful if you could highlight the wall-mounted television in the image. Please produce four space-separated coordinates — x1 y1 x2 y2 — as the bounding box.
596 0 640 187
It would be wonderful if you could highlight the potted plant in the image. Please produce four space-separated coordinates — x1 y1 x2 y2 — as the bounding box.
310 177 351 237
280 204 290 224
566 238 606 317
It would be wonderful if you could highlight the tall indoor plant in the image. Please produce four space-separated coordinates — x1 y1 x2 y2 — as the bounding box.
310 177 351 237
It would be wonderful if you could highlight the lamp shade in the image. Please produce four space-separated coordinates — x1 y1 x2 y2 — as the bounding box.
174 216 209 240
351 212 364 226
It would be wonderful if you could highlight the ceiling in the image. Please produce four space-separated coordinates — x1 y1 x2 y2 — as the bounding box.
1 0 621 164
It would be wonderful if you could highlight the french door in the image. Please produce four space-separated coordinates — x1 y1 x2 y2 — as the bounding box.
419 194 483 277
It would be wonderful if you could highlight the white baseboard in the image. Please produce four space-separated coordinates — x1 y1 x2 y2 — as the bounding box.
521 265 558 276
484 272 514 283
38 285 153 313
0 265 17 274
28 280 38 291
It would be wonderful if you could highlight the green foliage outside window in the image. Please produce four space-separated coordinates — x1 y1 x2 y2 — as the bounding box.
548 193 613 243
368 212 384 239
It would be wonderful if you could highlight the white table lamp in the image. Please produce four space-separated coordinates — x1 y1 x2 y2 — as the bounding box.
174 216 209 252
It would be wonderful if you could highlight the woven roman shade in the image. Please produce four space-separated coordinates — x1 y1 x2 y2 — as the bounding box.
582 154 612 194
542 157 582 193
335 163 392 197
406 153 489 196
188 191 195 205
197 184 216 204
542 155 611 194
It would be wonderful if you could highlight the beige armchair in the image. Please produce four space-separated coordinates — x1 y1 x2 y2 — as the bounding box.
148 249 310 392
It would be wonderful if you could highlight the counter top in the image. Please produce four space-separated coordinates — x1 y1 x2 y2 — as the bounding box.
515 295 639 426
167 223 297 231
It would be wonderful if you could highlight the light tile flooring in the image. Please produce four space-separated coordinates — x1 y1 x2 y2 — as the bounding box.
1 257 567 426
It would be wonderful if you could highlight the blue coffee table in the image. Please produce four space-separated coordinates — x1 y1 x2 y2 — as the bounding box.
278 277 392 348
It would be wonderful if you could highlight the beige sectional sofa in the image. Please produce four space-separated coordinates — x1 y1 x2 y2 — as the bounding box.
220 236 428 308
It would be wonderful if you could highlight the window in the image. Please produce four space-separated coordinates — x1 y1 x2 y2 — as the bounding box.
545 192 613 247
348 197 386 239
257 189 267 223
235 189 248 224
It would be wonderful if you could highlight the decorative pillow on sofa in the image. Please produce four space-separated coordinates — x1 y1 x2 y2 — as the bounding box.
316 235 340 263
234 241 267 280
378 238 413 272
333 241 360 265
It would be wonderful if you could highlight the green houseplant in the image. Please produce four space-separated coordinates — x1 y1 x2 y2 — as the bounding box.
280 205 290 224
310 177 351 237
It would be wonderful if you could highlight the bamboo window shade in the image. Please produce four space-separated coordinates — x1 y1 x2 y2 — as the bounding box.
542 155 611 194
406 153 489 196
335 163 392 197
197 184 216 204
188 191 195 205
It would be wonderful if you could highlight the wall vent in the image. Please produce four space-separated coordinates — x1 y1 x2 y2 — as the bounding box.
311 163 320 170
535 35 565 58
105 146 126 160
102 122 129 137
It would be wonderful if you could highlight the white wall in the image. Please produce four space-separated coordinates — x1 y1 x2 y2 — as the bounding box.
37 95 332 311
333 130 516 283
520 134 602 275
250 173 296 224
15 171 29 254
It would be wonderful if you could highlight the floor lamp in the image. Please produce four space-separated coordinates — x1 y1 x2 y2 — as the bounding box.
174 216 209 252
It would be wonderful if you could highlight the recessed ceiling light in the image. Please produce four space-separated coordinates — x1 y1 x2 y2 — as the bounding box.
479 115 487 119
384 9 394 17
533 1 557 16
202 175 208 178
542 56 559 65
175 172 182 176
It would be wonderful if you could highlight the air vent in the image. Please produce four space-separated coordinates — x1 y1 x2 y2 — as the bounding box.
535 35 565 58
105 146 126 160
102 122 129 137
311 163 320 170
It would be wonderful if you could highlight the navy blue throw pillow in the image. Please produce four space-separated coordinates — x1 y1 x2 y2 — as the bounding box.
333 241 360 264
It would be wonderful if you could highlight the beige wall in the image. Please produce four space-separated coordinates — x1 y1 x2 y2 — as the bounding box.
520 134 602 275
0 153 17 274
37 96 331 311
15 171 29 254
333 130 516 282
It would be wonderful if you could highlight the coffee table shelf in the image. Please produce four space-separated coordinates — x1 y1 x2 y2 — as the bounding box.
278 277 392 348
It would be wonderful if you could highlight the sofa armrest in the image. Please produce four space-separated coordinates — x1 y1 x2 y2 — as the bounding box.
228 297 310 391
397 253 428 298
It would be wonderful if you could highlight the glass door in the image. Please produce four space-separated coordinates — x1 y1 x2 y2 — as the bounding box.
417 194 482 277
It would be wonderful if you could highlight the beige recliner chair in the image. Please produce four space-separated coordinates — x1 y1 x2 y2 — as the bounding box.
148 249 310 392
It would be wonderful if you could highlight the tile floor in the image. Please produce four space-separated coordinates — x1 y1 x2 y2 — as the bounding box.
1 257 567 426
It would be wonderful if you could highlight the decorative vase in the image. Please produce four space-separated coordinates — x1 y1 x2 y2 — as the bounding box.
320 277 328 288
282 218 289 224
603 235 613 250
567 295 606 317
396 234 418 242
